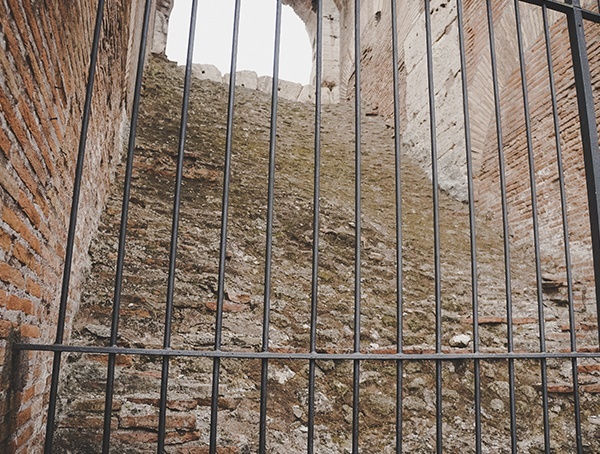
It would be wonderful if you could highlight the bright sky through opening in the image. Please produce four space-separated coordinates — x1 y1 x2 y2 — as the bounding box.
166 0 312 84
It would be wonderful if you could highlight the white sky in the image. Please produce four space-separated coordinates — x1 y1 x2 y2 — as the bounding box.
166 0 313 84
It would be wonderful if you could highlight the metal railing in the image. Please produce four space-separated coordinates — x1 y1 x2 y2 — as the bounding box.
16 0 600 452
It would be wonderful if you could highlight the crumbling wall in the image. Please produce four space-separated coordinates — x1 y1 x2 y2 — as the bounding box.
0 0 150 451
1 0 599 450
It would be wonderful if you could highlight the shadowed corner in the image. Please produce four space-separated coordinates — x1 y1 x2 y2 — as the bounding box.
0 327 28 454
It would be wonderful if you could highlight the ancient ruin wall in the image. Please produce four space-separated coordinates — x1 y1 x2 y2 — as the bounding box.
0 0 159 451
1 0 599 450
292 0 599 280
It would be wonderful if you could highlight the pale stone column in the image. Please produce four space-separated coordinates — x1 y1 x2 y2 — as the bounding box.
150 0 174 56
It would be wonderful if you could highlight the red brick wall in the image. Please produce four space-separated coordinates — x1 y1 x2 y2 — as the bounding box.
0 0 145 451
472 5 600 287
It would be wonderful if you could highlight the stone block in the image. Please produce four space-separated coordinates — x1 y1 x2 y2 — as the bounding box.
257 75 273 94
276 79 303 101
297 84 314 103
235 70 258 89
191 64 222 83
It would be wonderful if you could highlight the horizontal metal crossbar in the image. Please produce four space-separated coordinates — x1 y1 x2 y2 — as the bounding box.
15 343 600 361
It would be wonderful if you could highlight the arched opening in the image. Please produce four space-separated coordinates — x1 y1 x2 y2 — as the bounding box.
165 0 313 84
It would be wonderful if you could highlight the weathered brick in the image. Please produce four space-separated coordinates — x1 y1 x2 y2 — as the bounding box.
583 383 600 393
13 243 38 271
20 324 40 339
0 88 30 152
7 157 39 204
0 320 13 338
88 354 133 367
15 408 31 427
172 447 239 454
0 163 21 202
72 398 122 413
0 127 11 158
113 430 158 444
12 423 34 449
59 415 116 429
25 279 41 299
7 294 34 315
0 229 12 252
0 262 25 288
17 191 42 231
18 386 35 405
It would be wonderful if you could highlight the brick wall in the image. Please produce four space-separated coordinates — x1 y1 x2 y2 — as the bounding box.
0 0 147 451
470 3 599 288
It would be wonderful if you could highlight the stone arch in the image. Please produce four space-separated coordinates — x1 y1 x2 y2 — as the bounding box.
151 0 342 94
283 0 342 92
150 0 342 98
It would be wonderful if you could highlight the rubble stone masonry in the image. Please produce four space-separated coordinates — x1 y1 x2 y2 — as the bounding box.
0 0 599 451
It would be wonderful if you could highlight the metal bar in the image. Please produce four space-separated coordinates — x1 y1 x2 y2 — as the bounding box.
424 1 443 451
541 5 583 452
210 1 243 452
352 1 362 452
156 0 200 450
456 0 481 451
16 342 600 361
390 0 403 452
513 2 551 451
101 1 154 451
485 1 518 450
566 0 600 348
308 0 323 452
259 2 283 451
516 0 600 22
43 1 106 451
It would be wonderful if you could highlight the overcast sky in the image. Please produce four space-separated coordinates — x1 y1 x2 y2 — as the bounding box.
166 0 312 84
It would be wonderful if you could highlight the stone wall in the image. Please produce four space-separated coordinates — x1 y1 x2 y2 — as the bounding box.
1 0 599 450
0 0 152 451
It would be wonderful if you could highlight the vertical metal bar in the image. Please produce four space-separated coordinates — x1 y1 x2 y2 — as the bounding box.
541 5 583 452
566 0 600 348
308 0 323 452
259 1 283 452
485 1 517 450
424 1 443 451
43 1 106 451
101 1 154 451
210 1 243 452
513 2 551 451
390 0 403 452
456 1 481 452
156 0 200 450
352 1 362 452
